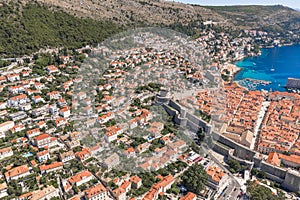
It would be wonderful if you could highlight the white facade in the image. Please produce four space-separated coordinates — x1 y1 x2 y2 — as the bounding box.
0 183 8 199
59 109 70 118
5 165 30 182
37 150 50 162
0 121 14 133
0 147 13 160
8 94 29 107
32 96 44 104
6 74 20 82
104 132 118 143
60 151 75 163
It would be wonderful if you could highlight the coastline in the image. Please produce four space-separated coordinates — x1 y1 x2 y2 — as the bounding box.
229 46 274 90
228 50 261 90
221 62 250 90
229 44 300 93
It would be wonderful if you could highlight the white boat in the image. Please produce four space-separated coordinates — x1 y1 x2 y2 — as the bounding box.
270 66 275 72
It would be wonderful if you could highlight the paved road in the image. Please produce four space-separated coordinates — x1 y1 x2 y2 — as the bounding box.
202 145 241 200
250 101 270 150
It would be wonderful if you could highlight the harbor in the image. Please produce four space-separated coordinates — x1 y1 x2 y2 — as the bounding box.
238 78 272 90
234 45 300 92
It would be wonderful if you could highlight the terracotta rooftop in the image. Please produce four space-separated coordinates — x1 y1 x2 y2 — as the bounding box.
5 164 29 179
84 183 107 199
206 166 225 183
39 162 63 172
68 170 93 184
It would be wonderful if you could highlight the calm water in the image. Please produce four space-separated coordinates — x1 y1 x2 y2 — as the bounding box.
234 45 300 91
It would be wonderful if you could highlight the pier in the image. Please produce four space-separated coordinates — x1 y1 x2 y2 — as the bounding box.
244 78 272 85
239 78 272 90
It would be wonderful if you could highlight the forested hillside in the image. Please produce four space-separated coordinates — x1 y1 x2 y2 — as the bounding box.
0 2 122 56
1 0 300 57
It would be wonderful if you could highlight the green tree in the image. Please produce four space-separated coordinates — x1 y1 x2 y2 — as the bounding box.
251 168 258 176
227 159 246 173
257 170 266 179
196 128 205 142
181 164 208 194
0 2 122 57
247 181 284 200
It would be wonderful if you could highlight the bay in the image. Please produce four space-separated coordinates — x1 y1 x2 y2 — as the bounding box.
234 45 300 91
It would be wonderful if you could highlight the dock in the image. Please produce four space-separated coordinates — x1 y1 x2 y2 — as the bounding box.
244 78 272 85
238 78 272 90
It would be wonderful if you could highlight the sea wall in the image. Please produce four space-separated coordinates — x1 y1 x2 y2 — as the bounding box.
155 90 170 105
168 100 183 114
163 104 177 118
286 78 300 89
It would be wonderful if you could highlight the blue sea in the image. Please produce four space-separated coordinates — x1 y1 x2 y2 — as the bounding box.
234 45 300 91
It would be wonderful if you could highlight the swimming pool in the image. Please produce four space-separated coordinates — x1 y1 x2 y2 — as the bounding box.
23 152 33 158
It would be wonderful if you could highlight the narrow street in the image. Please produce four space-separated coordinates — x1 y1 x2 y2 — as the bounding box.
250 101 270 150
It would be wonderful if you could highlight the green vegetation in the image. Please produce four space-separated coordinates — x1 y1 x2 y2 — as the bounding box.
0 2 122 56
135 82 163 94
108 181 118 190
205 5 300 33
167 183 180 195
181 164 208 194
221 74 230 82
0 1 300 58
104 119 116 127
161 116 178 135
105 168 128 179
138 171 156 189
247 180 285 200
168 19 203 36
251 168 266 179
149 139 165 152
130 98 142 108
157 161 188 176
130 137 147 148
194 110 211 123
226 159 247 174
0 60 11 68
81 135 97 147
196 128 205 143
130 185 150 197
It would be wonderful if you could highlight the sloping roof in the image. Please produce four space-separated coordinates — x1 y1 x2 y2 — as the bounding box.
180 192 196 200
279 153 300 165
39 162 63 172
266 152 281 167
84 183 107 199
69 170 93 184
35 133 50 141
5 164 29 178
206 166 225 183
